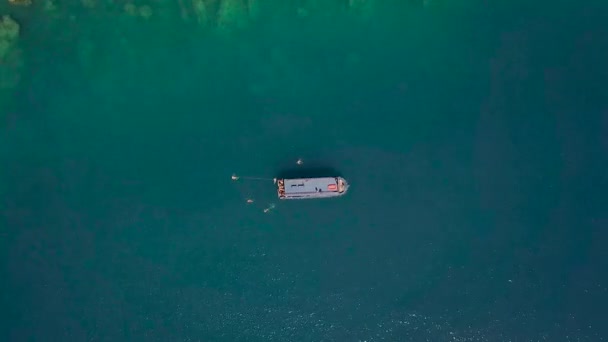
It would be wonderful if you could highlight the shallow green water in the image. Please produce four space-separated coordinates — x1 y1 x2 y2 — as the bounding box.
2 1 607 341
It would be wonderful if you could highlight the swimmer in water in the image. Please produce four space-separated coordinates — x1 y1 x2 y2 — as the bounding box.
231 174 239 181
246 199 254 204
263 203 276 213
296 158 303 165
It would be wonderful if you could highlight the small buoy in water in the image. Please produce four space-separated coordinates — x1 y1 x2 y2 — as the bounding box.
296 158 303 165
231 174 239 181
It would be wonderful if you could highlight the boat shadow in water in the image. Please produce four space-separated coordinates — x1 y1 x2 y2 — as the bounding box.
276 166 343 179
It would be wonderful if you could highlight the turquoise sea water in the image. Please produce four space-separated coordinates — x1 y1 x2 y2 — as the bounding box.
2 1 608 341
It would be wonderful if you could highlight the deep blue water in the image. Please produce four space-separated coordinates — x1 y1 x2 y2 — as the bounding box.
2 1 608 341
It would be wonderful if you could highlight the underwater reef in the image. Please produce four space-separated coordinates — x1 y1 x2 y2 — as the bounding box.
0 0 431 109
0 14 22 90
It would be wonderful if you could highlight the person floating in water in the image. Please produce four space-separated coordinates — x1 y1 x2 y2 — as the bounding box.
263 203 276 213
296 158 303 165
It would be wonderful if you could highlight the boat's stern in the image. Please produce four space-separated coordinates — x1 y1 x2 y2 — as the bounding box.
277 179 286 199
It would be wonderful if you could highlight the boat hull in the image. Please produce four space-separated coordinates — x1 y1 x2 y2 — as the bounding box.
277 177 349 200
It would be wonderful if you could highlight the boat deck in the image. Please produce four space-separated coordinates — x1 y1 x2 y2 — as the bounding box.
277 177 348 200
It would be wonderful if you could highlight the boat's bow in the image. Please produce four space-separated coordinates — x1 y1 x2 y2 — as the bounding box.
337 177 349 194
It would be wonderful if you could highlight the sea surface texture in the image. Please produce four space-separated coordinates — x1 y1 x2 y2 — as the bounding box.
1 0 607 341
